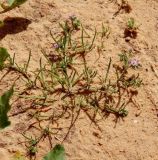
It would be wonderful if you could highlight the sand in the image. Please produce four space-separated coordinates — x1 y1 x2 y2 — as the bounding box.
0 0 158 160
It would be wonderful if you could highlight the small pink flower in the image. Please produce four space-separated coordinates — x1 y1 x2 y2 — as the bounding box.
129 58 140 68
52 43 60 49
69 14 77 20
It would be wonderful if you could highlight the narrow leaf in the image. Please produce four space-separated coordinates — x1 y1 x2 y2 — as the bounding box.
7 0 15 6
0 47 9 70
7 0 27 7
0 0 28 13
0 87 14 129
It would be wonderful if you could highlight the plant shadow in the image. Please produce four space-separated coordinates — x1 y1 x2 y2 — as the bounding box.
0 17 31 40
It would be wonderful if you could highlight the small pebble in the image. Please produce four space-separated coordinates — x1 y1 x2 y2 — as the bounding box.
133 120 138 124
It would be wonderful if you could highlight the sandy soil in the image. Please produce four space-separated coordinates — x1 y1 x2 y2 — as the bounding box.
0 0 158 160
